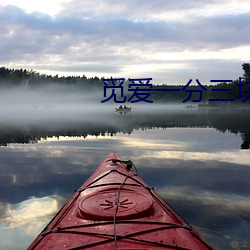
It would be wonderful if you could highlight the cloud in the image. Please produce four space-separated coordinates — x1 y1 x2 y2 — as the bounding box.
0 1 250 82
58 0 240 19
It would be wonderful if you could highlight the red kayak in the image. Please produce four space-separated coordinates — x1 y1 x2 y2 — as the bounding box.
28 152 213 249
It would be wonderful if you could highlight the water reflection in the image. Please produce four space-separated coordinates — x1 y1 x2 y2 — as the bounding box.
0 112 250 249
0 108 250 149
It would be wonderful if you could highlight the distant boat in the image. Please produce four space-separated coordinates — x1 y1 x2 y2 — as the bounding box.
115 106 132 114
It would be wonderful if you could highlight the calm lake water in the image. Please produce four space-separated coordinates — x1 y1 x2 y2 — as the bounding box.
0 105 250 249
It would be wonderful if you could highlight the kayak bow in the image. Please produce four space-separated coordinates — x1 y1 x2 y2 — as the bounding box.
28 152 213 249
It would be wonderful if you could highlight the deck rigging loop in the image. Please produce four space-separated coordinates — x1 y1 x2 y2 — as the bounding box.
113 168 137 249
107 158 138 173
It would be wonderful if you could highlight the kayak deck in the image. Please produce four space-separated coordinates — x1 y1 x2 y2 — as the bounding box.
28 152 213 249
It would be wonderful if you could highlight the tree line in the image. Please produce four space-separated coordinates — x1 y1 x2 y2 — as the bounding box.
0 63 250 104
0 67 104 89
150 63 250 105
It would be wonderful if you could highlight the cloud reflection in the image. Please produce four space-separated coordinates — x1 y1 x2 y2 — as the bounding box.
153 150 250 167
0 196 59 229
0 196 62 249
157 186 250 216
156 186 250 249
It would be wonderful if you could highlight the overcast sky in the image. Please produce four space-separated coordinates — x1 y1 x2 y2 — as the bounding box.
0 0 250 84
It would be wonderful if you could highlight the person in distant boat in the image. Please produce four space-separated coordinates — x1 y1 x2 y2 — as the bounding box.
124 105 127 109
119 105 123 109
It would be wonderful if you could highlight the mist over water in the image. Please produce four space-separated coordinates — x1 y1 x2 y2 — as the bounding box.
0 84 189 126
0 85 108 121
0 84 250 150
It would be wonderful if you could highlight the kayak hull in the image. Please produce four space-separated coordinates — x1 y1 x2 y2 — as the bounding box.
28 152 213 249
